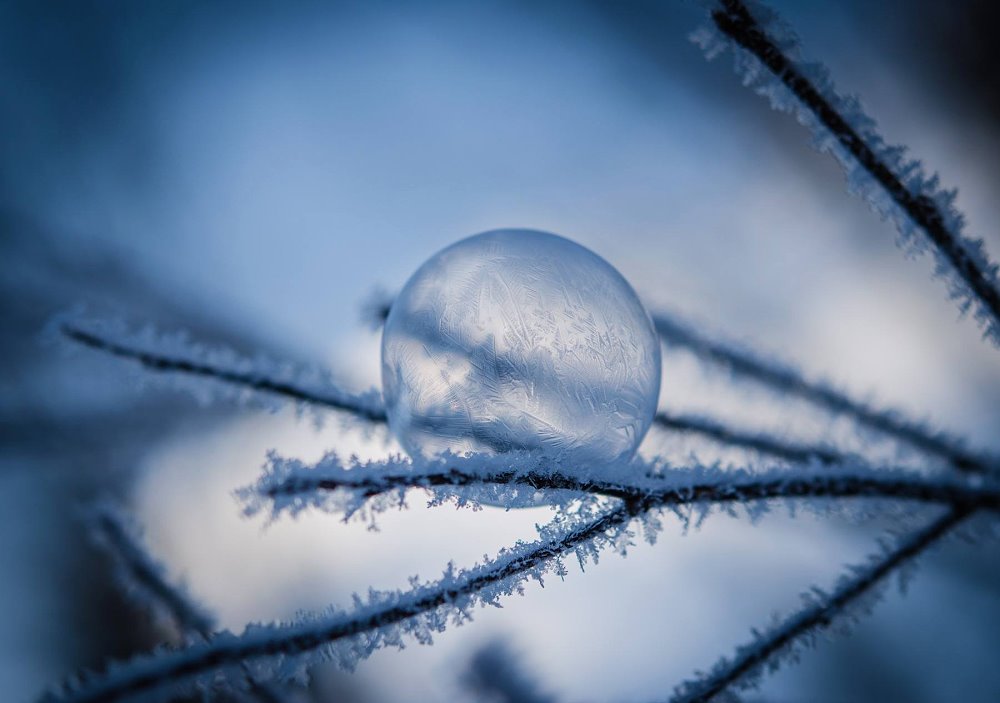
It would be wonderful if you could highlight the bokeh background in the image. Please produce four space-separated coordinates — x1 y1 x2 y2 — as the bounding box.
3 1 1000 701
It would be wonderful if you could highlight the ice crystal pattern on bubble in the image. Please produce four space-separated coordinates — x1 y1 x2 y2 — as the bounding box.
381 229 662 466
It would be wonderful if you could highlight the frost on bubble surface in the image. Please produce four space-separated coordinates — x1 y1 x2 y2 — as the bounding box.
381 229 661 467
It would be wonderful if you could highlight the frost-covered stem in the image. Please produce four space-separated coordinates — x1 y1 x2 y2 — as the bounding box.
64 315 869 469
61 324 387 422
671 506 972 702
260 467 1000 514
709 0 1000 342
655 411 845 465
90 507 290 703
652 313 996 476
91 508 215 638
47 505 635 703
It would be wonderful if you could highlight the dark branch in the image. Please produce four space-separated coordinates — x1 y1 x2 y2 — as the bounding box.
92 508 214 638
49 505 634 703
671 506 973 702
62 325 387 422
65 320 863 469
711 0 1000 341
652 313 997 477
91 507 291 703
655 411 846 465
261 466 1000 516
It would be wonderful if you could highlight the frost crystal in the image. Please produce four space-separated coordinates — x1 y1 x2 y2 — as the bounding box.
381 229 661 467
51 308 384 422
695 0 1000 346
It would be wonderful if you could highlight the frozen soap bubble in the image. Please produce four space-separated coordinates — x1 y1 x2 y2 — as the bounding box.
381 229 661 468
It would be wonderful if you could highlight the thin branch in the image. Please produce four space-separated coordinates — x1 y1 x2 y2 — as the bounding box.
363 297 994 474
247 457 1000 520
59 415 997 703
655 411 846 465
704 0 1000 344
362 293 996 476
90 504 215 638
679 7 998 697
63 316 865 470
89 505 292 703
670 506 973 702
61 323 386 422
46 503 637 703
652 312 998 477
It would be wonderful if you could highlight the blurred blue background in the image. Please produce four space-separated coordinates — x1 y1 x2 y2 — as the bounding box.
2 1 999 701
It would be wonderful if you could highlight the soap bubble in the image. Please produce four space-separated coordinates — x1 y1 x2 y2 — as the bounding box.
381 229 661 468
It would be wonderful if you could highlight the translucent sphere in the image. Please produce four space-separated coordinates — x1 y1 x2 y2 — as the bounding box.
381 229 661 467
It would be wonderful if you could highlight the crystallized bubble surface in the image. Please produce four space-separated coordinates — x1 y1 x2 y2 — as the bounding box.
381 229 661 467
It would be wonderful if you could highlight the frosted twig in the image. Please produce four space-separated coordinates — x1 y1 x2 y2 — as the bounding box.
681 6 999 696
61 313 873 470
46 503 637 703
243 452 1000 523
670 506 973 702
60 320 385 422
699 0 1000 344
89 505 292 703
90 504 215 639
655 411 846 465
652 312 998 477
